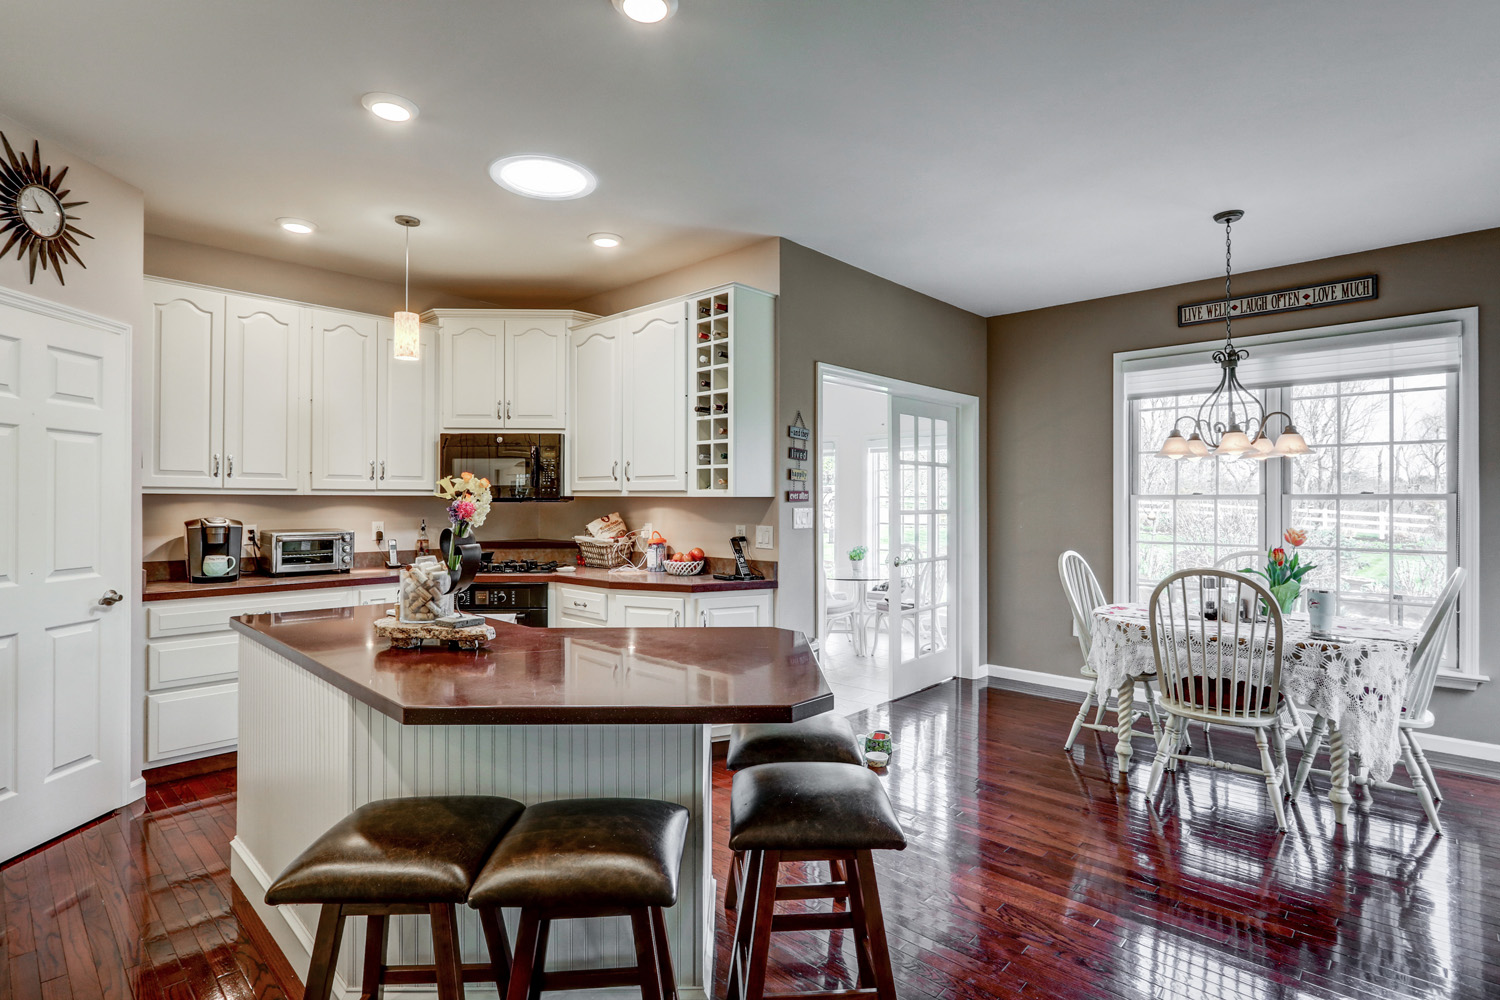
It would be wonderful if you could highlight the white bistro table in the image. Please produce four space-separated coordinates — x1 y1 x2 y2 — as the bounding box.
1087 602 1417 825
827 572 887 657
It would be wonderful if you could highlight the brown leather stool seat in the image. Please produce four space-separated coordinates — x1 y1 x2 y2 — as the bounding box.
726 763 906 1000
726 713 863 771
468 798 690 1000
266 796 525 1000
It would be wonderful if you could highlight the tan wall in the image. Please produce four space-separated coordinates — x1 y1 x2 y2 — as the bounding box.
776 240 988 637
573 237 780 315
987 226 1500 743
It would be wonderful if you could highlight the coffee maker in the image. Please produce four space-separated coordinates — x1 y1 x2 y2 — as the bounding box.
185 517 244 583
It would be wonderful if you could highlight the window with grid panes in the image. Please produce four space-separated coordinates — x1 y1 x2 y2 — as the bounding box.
868 445 890 567
820 441 837 577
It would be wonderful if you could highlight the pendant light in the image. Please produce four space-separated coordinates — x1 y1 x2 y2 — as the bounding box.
393 215 421 361
1155 210 1311 461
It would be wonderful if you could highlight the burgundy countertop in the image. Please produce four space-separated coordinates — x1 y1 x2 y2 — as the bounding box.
474 566 776 593
230 604 831 726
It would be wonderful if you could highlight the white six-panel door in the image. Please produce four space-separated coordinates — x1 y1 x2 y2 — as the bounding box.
0 292 131 862
224 295 301 489
310 310 379 490
142 282 223 488
570 320 624 491
505 319 567 428
622 303 686 491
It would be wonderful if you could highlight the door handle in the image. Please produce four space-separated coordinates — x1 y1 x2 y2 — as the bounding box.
369 460 376 481
213 453 220 477
380 461 386 480
226 454 233 478
611 461 618 481
98 589 123 606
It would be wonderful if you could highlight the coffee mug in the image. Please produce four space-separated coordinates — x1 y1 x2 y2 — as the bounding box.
201 554 237 577
859 730 892 755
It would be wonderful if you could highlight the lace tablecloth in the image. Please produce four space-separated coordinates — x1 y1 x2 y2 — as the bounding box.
1087 603 1417 780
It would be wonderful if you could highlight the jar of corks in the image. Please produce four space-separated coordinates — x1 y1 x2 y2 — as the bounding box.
399 555 454 623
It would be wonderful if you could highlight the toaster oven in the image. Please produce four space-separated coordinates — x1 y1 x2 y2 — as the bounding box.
262 530 355 576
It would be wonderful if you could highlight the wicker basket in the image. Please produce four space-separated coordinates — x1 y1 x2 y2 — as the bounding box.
574 533 638 569
662 559 705 576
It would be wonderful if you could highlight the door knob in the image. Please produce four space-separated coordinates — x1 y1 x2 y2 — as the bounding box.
98 589 123 606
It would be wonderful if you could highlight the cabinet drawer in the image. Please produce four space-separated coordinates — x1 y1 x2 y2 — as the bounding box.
148 633 238 690
555 585 608 622
146 587 361 637
147 682 238 761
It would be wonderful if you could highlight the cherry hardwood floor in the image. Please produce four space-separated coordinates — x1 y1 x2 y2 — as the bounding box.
4 681 1498 999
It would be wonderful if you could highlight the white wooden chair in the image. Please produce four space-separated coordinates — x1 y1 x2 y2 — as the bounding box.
1290 567 1465 834
1057 551 1163 752
823 585 861 654
1146 569 1292 832
867 545 918 651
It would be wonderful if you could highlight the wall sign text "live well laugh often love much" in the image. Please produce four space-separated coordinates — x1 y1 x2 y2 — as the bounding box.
1178 275 1377 327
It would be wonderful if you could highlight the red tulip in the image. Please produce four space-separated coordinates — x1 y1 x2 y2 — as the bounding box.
1284 528 1308 547
1271 547 1287 566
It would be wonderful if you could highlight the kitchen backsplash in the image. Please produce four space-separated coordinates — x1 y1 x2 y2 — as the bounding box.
141 494 779 563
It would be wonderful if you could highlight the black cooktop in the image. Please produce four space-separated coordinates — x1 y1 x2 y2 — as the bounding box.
481 556 561 574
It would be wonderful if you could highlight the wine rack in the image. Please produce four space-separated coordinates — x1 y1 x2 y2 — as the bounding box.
689 284 774 496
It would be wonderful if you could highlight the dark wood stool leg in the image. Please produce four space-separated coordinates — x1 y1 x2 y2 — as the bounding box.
852 851 897 1000
427 904 464 1000
841 855 876 988
478 906 513 993
359 913 389 1000
726 850 760 1000
650 906 677 1000
528 918 551 1000
304 903 347 1000
505 910 541 1000
741 849 781 1000
630 909 663 1000
725 849 744 911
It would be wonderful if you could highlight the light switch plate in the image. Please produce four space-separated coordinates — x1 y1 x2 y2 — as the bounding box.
755 525 774 548
792 508 813 530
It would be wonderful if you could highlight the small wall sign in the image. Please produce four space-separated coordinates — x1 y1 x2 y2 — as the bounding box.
785 489 810 502
787 424 810 440
788 446 808 462
787 468 808 482
1178 275 1377 327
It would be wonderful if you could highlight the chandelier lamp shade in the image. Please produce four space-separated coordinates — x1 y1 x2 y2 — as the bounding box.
393 214 421 361
1155 210 1312 462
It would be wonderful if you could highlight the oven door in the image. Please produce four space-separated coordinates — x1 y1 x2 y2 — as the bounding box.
438 433 564 500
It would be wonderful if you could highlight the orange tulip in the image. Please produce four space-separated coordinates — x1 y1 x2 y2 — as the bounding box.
1271 547 1287 566
1284 528 1307 547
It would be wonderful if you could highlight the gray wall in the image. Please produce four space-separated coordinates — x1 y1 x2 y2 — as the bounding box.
987 226 1500 743
776 240 988 644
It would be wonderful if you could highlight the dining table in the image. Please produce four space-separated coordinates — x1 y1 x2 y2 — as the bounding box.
1086 602 1418 825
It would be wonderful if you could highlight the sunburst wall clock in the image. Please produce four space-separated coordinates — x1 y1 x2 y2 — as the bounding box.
0 131 92 285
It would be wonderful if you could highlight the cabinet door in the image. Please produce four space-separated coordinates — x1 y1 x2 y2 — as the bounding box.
569 320 623 491
505 318 567 428
440 318 505 428
378 322 437 490
223 295 302 490
310 310 379 490
622 302 687 492
610 593 686 628
142 281 224 488
695 592 772 628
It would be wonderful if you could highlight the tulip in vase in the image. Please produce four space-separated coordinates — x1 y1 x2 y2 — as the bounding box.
1243 529 1318 612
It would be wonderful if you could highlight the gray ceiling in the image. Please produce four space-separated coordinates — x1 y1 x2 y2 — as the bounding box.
4 1 1498 315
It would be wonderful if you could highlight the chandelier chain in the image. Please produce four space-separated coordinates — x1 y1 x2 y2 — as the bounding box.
1223 216 1233 349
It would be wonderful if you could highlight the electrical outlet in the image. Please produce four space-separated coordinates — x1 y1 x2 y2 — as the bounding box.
755 525 774 549
243 524 257 551
793 508 813 530
735 524 747 539
642 522 653 538
372 520 385 542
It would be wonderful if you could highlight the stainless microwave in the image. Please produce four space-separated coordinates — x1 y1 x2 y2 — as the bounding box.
437 433 566 501
263 530 355 576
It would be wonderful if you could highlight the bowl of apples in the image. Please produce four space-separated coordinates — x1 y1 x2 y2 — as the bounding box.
663 547 705 576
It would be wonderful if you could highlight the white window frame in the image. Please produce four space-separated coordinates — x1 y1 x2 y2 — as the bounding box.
1112 308 1483 687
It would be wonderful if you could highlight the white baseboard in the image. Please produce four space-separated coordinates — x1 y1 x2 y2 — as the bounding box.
985 664 1500 765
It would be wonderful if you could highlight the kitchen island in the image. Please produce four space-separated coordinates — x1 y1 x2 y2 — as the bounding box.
229 605 832 1000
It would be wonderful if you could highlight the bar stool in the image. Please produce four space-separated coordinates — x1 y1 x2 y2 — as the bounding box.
468 797 690 1000
264 795 526 1000
724 712 864 911
726 762 906 1000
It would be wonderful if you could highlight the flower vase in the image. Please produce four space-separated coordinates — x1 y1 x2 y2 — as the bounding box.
1269 581 1301 613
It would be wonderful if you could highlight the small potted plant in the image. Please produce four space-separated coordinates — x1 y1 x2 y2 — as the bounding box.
848 545 868 572
1245 528 1318 612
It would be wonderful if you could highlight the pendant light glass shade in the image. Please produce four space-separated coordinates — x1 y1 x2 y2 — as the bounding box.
1213 426 1254 456
1185 433 1210 459
393 215 421 360
1156 429 1192 460
1272 425 1311 456
394 310 421 360
1247 434 1276 461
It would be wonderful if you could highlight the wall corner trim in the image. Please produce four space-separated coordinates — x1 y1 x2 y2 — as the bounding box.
0 283 131 335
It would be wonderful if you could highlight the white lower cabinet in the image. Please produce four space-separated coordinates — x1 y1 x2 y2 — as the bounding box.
610 593 688 628
548 584 772 629
142 585 365 764
693 592 773 628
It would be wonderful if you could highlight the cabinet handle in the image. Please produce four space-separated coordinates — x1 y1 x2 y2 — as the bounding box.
213 453 220 477
701 611 707 627
625 460 631 481
369 460 376 481
380 461 386 480
573 600 587 608
497 400 503 420
675 610 681 627
507 401 512 419
226 454 233 478
611 461 618 481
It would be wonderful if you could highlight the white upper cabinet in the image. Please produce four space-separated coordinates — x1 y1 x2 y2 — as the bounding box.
505 318 568 428
378 322 438 490
622 302 687 491
310 310 379 491
223 295 302 490
142 281 225 489
440 316 505 427
569 318 624 491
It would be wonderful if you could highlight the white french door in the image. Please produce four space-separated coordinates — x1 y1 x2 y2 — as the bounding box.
887 395 957 698
0 292 132 861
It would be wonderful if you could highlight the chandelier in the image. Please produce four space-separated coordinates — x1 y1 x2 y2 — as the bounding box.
1155 210 1310 461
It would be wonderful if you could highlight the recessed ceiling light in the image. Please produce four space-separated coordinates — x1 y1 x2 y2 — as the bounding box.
489 155 598 200
612 0 677 23
590 233 623 248
277 218 316 234
360 92 419 122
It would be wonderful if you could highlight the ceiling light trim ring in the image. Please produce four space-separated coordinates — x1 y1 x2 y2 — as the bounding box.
361 92 419 122
489 154 598 200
